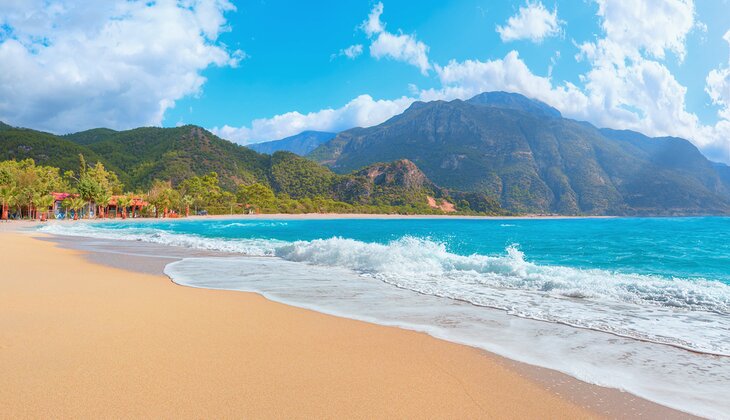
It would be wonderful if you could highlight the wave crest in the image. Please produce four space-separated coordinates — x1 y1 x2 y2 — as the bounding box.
39 223 730 354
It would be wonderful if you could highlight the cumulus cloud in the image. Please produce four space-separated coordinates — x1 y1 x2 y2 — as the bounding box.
426 51 587 114
361 2 431 75
706 30 730 121
568 0 730 161
590 0 695 61
0 0 241 134
496 1 563 43
216 0 730 163
210 95 415 144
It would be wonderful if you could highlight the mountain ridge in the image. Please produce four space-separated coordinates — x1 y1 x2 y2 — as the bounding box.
309 92 730 215
0 121 500 213
3 89 729 216
248 130 336 155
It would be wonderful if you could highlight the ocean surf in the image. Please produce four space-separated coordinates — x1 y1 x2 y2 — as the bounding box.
40 217 730 418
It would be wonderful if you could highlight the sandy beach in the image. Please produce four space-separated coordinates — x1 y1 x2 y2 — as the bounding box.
0 223 689 418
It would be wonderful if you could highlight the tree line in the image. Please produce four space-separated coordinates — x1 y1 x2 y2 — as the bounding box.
0 155 472 220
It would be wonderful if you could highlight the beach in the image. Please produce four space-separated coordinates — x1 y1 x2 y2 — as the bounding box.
0 222 697 418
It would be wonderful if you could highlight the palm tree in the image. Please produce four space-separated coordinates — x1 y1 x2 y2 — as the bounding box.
117 195 132 219
76 176 101 219
31 191 44 220
95 192 111 219
35 194 55 221
69 197 86 220
0 186 17 220
62 197 73 220
181 195 194 217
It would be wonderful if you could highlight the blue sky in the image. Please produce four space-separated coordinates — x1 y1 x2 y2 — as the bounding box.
1 1 730 163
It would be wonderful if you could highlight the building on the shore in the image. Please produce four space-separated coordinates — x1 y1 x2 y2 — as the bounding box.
107 195 148 218
50 192 148 219
51 192 79 218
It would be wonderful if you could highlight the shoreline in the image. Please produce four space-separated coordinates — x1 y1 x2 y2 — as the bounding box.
1 212 619 225
0 229 600 418
1 223 695 418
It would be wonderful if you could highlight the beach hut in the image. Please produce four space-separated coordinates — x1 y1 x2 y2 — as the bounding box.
108 195 148 218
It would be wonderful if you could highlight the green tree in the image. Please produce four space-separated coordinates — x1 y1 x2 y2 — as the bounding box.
65 197 85 220
178 172 221 212
116 195 132 219
78 154 87 178
0 185 18 220
95 191 111 218
147 180 179 217
87 161 123 195
76 176 101 218
35 194 55 220
268 152 335 199
181 195 194 217
237 183 276 213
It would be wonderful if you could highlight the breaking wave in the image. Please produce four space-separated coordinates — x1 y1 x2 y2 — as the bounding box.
39 223 730 355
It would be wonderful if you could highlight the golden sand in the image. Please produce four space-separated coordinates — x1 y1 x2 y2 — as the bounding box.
0 231 597 418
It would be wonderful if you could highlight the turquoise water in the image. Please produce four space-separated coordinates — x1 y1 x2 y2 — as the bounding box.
41 217 730 417
70 217 730 283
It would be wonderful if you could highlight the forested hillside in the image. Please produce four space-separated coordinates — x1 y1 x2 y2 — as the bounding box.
4 90 730 216
310 92 730 215
0 121 500 215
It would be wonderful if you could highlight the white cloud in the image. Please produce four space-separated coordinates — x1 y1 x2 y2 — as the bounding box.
569 0 730 160
598 0 694 61
496 1 563 43
706 30 730 121
214 0 730 164
361 2 431 75
370 32 431 75
707 69 730 118
427 51 589 116
362 2 385 37
343 44 364 59
0 0 241 133
211 95 415 144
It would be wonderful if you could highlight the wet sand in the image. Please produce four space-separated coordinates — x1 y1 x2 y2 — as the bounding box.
0 224 690 418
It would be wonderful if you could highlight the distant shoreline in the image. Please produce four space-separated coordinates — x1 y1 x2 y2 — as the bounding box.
2 212 619 225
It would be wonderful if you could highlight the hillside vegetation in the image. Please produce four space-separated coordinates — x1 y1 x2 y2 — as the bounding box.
4 90 730 216
1 122 501 215
310 92 730 215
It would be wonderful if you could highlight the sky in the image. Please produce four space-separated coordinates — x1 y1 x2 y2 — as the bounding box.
1 0 730 164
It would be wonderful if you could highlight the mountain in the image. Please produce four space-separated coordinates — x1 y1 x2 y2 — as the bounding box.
78 125 270 190
714 162 730 187
467 91 561 118
0 123 122 179
334 159 437 206
263 153 501 213
310 92 730 215
331 159 502 213
1 123 270 190
0 122 500 213
248 131 336 155
63 128 118 146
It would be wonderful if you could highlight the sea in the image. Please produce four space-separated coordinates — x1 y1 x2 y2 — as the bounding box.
39 217 730 418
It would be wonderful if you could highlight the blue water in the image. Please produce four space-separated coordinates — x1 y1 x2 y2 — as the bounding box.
41 216 730 417
73 217 730 283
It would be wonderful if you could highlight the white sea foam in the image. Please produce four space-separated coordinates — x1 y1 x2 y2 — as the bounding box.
41 222 730 417
39 224 730 356
164 256 730 419
39 223 282 255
